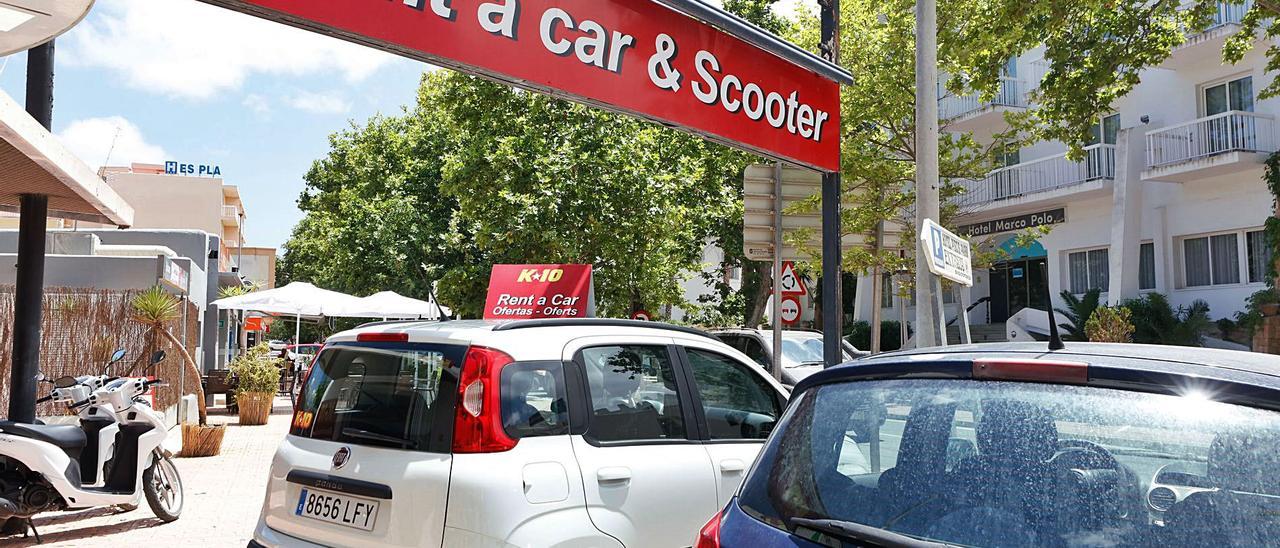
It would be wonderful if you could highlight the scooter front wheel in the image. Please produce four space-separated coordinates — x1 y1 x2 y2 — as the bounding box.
143 452 184 522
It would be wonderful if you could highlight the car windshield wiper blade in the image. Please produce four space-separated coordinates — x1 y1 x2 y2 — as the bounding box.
789 517 954 548
341 428 418 449
787 360 825 368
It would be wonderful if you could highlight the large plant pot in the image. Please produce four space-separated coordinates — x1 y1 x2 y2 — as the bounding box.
237 391 274 426
179 424 225 458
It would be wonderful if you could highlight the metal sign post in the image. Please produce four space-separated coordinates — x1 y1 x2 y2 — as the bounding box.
771 162 784 382
956 284 973 344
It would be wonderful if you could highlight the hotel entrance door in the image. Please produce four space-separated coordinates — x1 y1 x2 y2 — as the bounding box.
989 257 1048 323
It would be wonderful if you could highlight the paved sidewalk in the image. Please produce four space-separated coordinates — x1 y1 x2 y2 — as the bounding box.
3 398 293 547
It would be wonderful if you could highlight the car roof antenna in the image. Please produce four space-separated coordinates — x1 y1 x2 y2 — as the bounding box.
1041 262 1065 351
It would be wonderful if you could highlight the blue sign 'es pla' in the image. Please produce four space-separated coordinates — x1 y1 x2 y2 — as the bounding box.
164 161 222 177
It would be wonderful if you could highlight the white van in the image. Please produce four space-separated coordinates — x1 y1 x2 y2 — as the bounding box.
249 319 789 548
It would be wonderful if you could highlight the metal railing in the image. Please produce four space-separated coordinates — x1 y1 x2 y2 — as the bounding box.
939 76 1029 120
1145 111 1275 167
956 144 1116 207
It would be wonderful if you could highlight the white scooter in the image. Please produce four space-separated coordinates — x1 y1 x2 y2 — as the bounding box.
0 349 183 541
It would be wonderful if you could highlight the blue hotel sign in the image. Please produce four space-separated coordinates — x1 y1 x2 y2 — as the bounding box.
165 161 222 177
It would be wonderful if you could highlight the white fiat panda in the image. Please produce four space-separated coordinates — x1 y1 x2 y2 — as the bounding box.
249 319 790 548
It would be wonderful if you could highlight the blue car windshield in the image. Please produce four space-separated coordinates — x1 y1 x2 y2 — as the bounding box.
737 379 1280 547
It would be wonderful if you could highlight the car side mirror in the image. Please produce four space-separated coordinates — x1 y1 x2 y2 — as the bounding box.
54 376 78 388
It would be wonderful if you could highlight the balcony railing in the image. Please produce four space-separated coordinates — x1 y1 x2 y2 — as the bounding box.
1145 111 1275 167
956 144 1116 207
222 204 242 219
939 77 1029 120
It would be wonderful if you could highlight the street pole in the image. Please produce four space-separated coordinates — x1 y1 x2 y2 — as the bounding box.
870 221 883 353
819 0 844 367
771 162 784 381
8 41 55 425
913 0 941 347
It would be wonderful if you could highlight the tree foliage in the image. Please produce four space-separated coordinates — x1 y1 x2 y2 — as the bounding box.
279 72 753 319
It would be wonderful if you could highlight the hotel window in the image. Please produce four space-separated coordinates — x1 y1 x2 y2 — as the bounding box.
1183 233 1240 287
1247 230 1272 284
1068 248 1109 294
1086 114 1120 146
1139 242 1156 291
1204 76 1254 116
881 274 894 308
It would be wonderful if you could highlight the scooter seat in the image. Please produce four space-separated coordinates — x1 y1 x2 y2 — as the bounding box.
0 420 87 450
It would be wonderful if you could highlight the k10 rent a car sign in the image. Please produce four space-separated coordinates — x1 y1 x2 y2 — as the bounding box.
198 0 842 172
484 264 595 320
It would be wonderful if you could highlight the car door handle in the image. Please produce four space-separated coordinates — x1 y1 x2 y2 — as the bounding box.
597 467 632 484
719 459 746 474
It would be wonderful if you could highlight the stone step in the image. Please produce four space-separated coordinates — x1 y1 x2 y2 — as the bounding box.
946 323 1008 344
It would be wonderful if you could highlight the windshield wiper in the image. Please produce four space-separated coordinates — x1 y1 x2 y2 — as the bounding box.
789 517 954 548
787 360 826 369
341 428 418 449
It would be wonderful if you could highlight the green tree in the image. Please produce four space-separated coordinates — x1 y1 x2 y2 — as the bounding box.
1123 293 1213 346
277 111 462 304
427 73 749 317
1055 288 1103 341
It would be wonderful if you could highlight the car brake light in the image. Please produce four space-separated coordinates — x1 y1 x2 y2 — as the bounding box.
695 507 725 548
452 346 517 453
972 358 1089 384
356 332 410 343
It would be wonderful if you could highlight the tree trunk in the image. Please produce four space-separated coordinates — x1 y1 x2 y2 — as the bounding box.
747 262 772 328
157 327 208 425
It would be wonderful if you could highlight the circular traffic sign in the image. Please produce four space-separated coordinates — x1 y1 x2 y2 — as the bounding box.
779 296 801 325
631 310 652 321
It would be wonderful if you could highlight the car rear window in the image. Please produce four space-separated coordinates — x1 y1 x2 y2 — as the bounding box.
738 378 1280 547
291 343 464 453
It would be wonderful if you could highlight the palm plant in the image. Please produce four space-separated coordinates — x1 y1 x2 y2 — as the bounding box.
1123 293 1212 347
1055 288 1102 341
132 286 208 424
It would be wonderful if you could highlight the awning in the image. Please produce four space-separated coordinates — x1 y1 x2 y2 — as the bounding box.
356 291 450 320
210 281 367 317
0 90 133 226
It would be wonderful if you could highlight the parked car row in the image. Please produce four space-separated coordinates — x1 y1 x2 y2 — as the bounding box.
250 319 1280 547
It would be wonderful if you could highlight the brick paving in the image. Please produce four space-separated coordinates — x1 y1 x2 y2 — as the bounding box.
2 398 293 547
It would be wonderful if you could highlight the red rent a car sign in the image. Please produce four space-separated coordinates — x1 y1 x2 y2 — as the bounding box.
199 0 841 171
485 264 594 320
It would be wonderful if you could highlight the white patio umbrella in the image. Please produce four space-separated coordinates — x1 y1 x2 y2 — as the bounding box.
357 291 451 320
210 282 369 344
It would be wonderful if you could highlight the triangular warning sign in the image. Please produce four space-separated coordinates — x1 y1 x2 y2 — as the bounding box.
779 261 807 296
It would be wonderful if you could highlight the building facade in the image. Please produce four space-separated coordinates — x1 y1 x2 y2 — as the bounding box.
856 4 1275 332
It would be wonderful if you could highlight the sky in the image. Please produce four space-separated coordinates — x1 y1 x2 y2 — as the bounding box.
0 0 815 253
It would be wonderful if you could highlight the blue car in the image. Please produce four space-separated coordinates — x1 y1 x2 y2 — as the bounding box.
700 342 1280 547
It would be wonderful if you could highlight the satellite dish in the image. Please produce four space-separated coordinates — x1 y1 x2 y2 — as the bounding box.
0 1 95 57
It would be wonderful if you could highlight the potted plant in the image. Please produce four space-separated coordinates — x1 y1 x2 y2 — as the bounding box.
228 343 282 426
131 286 224 457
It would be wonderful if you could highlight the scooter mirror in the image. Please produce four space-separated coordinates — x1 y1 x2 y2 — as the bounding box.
151 350 167 364
35 372 46 382
53 376 78 388
110 348 127 363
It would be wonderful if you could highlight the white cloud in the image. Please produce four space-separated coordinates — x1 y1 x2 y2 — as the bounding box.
242 93 270 114
64 0 400 100
57 116 168 170
284 90 351 114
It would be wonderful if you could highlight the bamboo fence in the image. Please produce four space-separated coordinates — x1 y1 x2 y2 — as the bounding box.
0 287 199 416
